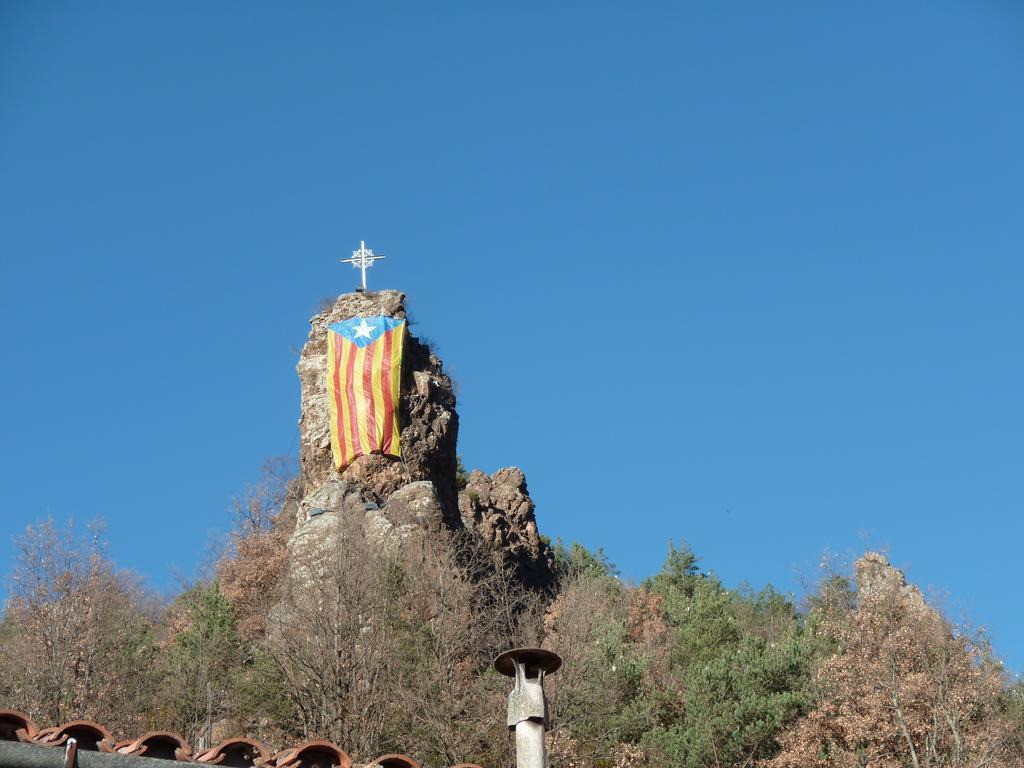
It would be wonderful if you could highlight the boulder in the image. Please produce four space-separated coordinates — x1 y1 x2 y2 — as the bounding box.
460 467 555 589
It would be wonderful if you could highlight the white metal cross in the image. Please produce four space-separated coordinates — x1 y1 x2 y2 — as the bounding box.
340 240 386 291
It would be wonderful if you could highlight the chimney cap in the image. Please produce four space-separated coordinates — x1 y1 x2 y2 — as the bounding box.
494 648 561 678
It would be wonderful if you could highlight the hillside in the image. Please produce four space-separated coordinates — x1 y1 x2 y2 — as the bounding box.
1 292 1021 767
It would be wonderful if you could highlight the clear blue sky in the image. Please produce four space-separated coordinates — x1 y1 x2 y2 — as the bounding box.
1 2 1021 673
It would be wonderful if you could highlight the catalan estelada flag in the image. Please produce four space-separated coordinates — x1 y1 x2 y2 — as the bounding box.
326 315 405 471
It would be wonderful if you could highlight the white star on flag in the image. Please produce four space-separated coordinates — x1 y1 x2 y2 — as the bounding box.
353 319 374 339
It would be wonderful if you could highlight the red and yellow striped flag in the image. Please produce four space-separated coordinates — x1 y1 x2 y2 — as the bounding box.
326 316 405 471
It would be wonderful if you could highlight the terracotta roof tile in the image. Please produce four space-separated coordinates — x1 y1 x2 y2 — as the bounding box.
363 755 419 768
195 738 271 767
270 740 351 768
0 709 482 768
34 721 116 751
0 710 37 743
112 732 193 761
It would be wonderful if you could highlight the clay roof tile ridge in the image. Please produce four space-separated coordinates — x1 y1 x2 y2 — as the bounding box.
0 709 38 743
114 731 194 761
270 740 352 768
195 737 272 767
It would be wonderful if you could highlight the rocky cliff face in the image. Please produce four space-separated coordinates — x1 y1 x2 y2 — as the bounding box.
296 290 460 524
459 468 554 589
854 551 927 610
291 290 555 589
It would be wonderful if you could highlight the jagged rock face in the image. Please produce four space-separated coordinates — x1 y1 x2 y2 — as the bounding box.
854 551 927 609
459 468 555 590
384 480 447 531
296 290 460 526
288 478 442 562
292 289 554 591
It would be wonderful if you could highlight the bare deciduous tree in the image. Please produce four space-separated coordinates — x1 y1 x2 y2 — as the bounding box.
769 582 1019 768
260 512 542 765
219 458 298 639
0 518 158 735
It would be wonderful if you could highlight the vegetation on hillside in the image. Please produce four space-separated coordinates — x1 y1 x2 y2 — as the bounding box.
1 463 1021 767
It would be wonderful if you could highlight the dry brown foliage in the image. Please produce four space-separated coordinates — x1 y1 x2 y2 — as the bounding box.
257 511 543 765
626 588 672 688
769 579 1019 768
545 701 651 768
218 529 290 639
541 575 674 767
0 518 158 735
217 459 298 639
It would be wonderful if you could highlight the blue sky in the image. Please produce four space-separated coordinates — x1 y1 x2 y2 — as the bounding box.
1 2 1021 672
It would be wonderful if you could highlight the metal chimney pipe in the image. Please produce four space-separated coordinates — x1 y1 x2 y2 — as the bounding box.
495 648 561 768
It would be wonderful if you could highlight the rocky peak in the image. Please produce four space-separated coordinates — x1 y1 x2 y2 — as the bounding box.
459 468 555 588
291 290 555 589
296 290 460 526
854 551 926 610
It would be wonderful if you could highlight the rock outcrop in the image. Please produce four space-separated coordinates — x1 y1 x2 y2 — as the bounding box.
459 468 555 588
854 551 927 610
296 290 459 526
291 290 555 589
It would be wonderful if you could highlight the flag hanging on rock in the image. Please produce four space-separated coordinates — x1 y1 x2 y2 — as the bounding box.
326 315 405 471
